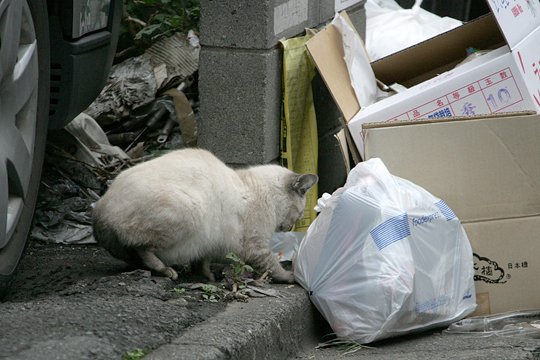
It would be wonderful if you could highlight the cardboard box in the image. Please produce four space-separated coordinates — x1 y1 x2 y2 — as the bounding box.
306 2 540 315
362 112 540 315
349 11 540 157
362 112 540 222
464 216 540 316
350 44 537 155
363 112 540 315
307 1 540 159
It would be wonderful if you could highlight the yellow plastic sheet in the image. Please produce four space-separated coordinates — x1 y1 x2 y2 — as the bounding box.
280 34 318 232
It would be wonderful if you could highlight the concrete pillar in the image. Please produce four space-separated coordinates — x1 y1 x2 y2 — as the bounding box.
199 0 366 165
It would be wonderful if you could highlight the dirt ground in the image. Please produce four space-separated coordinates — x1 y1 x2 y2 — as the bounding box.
0 241 228 360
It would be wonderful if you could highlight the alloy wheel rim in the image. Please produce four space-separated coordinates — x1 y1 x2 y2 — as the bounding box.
0 0 39 249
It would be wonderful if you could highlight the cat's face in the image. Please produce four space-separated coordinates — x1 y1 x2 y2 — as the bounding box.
277 198 306 232
276 173 318 232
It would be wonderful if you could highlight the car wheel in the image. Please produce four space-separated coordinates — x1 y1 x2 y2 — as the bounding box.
0 0 50 297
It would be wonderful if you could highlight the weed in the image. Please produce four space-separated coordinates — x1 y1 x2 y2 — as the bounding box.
201 293 219 302
118 0 200 61
201 284 216 293
316 334 373 355
173 287 186 294
201 284 219 302
528 346 540 358
222 252 255 286
122 348 148 360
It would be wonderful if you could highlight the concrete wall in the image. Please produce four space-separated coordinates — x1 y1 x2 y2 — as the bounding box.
199 0 367 165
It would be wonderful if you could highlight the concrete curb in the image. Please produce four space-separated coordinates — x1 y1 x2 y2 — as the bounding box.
146 284 324 360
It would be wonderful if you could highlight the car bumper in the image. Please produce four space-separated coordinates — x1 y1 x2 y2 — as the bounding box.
47 0 122 129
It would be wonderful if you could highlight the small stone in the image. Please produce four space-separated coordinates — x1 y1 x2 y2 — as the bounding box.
167 298 188 307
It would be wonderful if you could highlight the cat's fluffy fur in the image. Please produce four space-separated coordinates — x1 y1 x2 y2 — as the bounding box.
92 148 317 283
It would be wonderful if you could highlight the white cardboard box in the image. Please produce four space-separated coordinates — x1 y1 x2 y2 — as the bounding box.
487 0 540 49
348 43 538 157
348 12 540 158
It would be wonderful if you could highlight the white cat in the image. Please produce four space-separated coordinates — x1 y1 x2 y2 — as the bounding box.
92 148 318 283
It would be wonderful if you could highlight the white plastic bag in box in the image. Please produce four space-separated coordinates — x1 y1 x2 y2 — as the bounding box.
294 158 476 343
365 0 462 61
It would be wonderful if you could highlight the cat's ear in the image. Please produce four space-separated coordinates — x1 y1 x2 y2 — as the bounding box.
291 174 318 196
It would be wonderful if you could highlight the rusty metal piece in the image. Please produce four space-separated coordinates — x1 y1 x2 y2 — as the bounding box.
156 117 177 144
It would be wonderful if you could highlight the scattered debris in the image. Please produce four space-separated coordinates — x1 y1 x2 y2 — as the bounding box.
445 310 540 338
85 32 200 124
315 336 374 355
32 31 200 245
245 285 280 298
171 279 280 303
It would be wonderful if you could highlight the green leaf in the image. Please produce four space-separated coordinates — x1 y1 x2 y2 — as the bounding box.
226 252 241 263
122 348 148 360
201 284 216 294
134 23 162 40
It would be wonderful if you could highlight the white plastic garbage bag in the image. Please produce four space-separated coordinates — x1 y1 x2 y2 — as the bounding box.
271 232 305 262
294 158 476 344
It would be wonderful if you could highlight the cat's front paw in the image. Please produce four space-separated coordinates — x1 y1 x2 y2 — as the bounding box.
271 269 296 284
160 266 178 280
284 271 296 284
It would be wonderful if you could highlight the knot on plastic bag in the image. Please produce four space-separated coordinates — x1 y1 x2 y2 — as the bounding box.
314 193 332 212
412 0 423 13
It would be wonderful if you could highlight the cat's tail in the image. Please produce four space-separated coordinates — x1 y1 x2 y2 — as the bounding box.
92 209 143 267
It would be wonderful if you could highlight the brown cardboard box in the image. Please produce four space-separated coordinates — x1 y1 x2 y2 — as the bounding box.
362 113 540 223
464 216 540 315
361 113 540 315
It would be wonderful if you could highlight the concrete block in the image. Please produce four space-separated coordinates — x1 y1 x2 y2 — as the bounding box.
198 47 282 165
319 0 367 39
347 1 367 40
319 0 335 23
200 0 319 49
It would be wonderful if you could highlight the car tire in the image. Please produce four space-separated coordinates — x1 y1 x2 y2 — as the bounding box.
0 0 50 298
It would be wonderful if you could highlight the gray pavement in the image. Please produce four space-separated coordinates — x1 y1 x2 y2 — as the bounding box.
145 285 325 360
294 329 540 360
144 282 540 360
5 242 540 359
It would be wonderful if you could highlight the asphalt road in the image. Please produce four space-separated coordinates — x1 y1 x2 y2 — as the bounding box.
5 242 540 360
0 241 227 360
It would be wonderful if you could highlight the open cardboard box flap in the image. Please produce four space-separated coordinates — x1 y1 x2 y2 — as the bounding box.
306 15 360 123
361 110 534 129
371 13 504 87
308 4 540 164
306 12 505 125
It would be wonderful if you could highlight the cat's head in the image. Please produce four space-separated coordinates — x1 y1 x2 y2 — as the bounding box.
276 173 318 232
